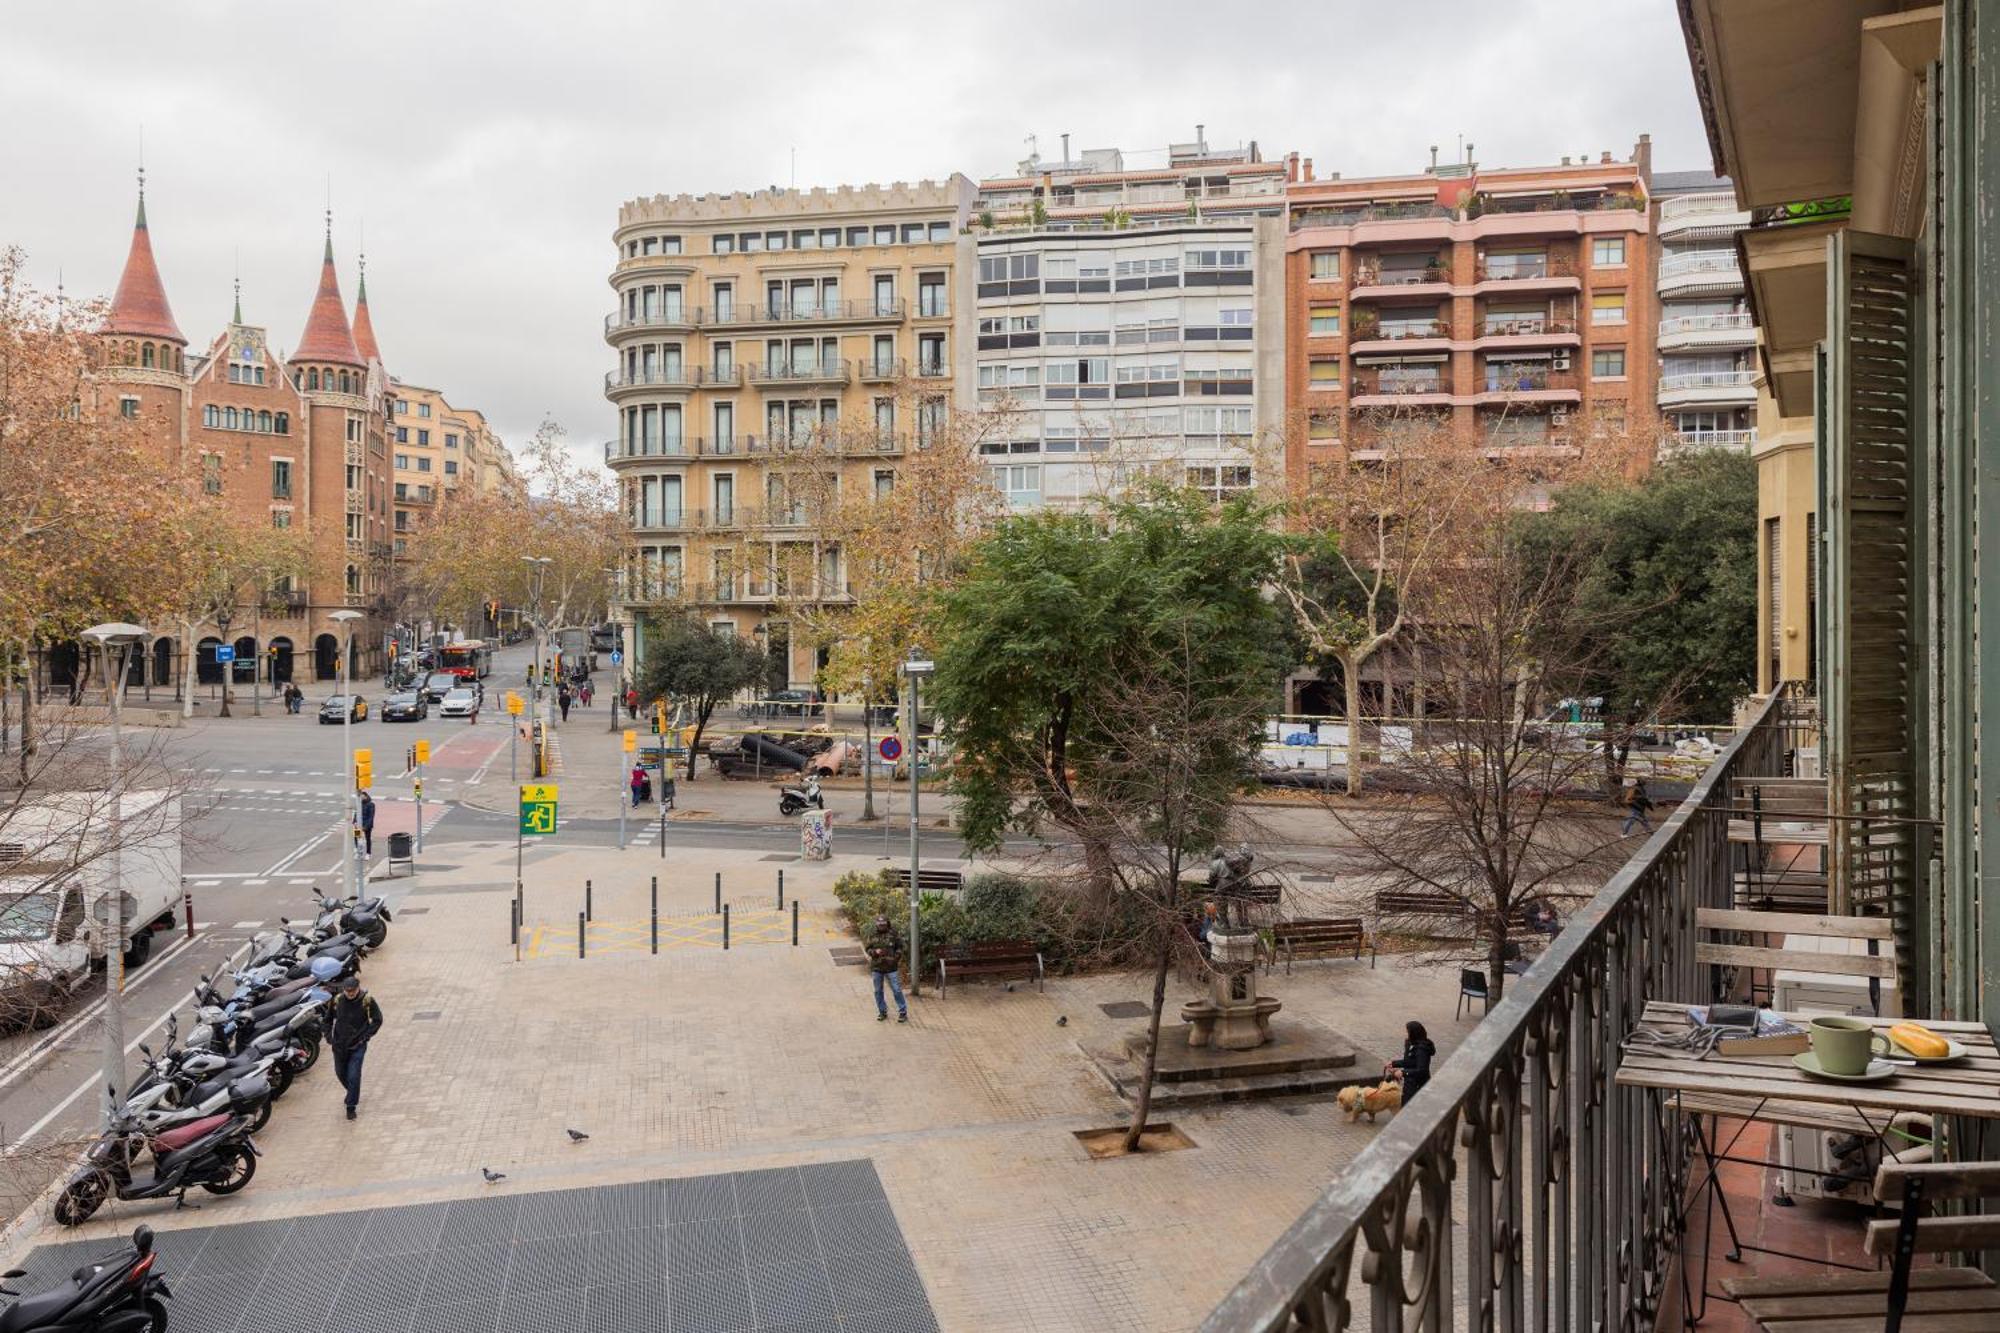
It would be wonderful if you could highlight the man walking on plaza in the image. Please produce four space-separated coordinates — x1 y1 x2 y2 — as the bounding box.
865 914 908 1023
558 682 572 722
329 973 384 1120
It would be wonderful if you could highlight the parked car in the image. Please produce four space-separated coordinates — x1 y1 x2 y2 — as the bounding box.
319 695 367 724
381 691 428 722
438 687 481 718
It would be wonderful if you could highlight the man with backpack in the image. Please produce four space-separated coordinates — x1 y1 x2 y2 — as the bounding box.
329 973 385 1120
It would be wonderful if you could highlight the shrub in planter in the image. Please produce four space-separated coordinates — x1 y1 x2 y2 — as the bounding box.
959 873 1039 942
832 869 906 937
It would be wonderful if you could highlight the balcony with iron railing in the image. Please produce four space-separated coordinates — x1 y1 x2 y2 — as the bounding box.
709 297 905 329
1347 315 1450 352
1657 311 1757 349
1664 427 1759 451
857 356 906 382
604 307 698 337
1659 368 1758 406
1659 251 1744 288
1473 253 1579 288
1349 261 1452 299
747 359 852 387
603 366 704 396
1477 365 1582 402
1348 369 1451 406
1205 686 1827 1332
606 436 748 464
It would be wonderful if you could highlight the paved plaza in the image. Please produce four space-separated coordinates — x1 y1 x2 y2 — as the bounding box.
5 839 1477 1331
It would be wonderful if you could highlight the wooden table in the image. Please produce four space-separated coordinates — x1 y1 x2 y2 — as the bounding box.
1615 1003 2000 1327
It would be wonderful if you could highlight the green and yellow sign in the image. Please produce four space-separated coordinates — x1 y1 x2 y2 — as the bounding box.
519 782 558 836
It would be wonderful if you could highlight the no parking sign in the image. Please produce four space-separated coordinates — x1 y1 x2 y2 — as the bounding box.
878 736 903 762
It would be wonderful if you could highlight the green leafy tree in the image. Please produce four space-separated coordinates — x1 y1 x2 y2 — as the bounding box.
632 614 766 781
1516 449 1758 784
930 488 1286 892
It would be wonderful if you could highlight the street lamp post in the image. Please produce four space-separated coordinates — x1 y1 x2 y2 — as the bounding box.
214 607 234 719
82 622 145 1127
329 609 363 902
902 649 934 995
861 670 877 822
522 556 551 713
602 567 623 731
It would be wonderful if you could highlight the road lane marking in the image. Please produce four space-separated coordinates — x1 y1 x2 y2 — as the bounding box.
231 920 263 929
6 941 253 1151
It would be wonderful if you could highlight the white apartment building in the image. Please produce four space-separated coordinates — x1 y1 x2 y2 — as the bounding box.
953 133 1289 507
1652 170 1757 451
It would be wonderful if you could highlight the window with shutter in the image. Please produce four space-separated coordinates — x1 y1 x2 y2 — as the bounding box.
1765 516 1782 692
1824 231 1917 957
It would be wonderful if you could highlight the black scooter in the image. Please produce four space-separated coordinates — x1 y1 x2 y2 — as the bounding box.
0 1226 171 1331
54 1109 259 1226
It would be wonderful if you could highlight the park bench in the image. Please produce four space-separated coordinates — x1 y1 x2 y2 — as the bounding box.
934 940 1044 997
882 866 964 896
1271 917 1373 972
1373 889 1473 939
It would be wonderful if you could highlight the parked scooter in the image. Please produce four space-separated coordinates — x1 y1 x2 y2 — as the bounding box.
122 1042 279 1134
314 890 391 949
54 1109 259 1226
778 773 824 816
0 1225 171 1331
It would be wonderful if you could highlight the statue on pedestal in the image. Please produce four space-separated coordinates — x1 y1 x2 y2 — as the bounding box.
1183 843 1280 1049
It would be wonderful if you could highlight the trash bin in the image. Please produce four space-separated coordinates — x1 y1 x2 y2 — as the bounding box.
800 809 831 861
386 831 414 873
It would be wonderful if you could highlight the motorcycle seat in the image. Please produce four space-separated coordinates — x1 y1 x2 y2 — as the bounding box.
0 1274 91 1332
152 1112 230 1152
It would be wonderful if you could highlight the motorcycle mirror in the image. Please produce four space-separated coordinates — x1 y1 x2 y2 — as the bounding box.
0 1269 22 1279
138 1043 151 1057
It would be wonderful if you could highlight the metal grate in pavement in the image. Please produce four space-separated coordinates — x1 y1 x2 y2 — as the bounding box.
1098 1001 1153 1019
12 1160 931 1332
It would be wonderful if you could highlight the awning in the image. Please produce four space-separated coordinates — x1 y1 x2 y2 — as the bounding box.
1354 353 1448 366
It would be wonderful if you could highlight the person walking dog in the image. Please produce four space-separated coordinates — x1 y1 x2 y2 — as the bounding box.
1385 1020 1436 1100
328 974 384 1120
865 914 908 1023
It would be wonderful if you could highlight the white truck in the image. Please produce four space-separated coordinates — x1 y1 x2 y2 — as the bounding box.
0 792 182 1026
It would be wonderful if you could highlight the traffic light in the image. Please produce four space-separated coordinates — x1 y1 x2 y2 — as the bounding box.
414 739 431 764
354 747 374 790
654 701 667 735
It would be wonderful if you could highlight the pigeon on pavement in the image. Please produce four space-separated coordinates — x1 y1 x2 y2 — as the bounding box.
482 1168 507 1183
1056 1015 1068 1027
566 1128 589 1143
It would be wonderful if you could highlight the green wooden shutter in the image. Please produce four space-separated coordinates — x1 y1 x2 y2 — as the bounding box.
1824 230 1918 984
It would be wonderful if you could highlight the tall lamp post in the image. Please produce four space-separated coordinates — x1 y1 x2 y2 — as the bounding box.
214 606 234 719
902 649 934 994
602 565 623 730
81 622 146 1126
329 609 363 901
522 556 551 710
861 670 877 822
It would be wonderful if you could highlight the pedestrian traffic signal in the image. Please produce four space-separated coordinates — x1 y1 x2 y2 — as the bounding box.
354 747 373 789
622 729 637 753
414 739 430 764
654 702 667 735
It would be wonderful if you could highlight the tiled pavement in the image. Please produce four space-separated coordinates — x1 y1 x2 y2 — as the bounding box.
7 845 1481 1331
15 1163 933 1333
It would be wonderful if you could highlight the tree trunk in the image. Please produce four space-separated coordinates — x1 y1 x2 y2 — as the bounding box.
181 624 196 719
1122 934 1174 1153
1342 648 1366 796
686 703 711 782
1487 926 1509 1004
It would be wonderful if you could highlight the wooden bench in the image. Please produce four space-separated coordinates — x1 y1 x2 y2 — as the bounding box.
1271 918 1373 972
1724 1160 2000 1331
881 866 964 896
934 941 1043 997
1373 890 1473 939
1694 907 1897 1010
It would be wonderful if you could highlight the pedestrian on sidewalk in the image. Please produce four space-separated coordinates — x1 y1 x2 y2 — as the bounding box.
626 686 639 715
558 684 572 722
1620 777 1655 836
630 764 651 805
1384 1020 1435 1100
328 974 384 1120
865 914 908 1023
579 679 593 707
358 790 376 855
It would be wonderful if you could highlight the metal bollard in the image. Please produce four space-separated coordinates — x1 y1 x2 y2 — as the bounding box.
792 899 799 946
723 903 730 950
183 889 195 941
578 911 587 958
651 875 658 916
714 871 722 914
586 879 593 923
777 869 785 911
651 910 658 955
510 897 520 946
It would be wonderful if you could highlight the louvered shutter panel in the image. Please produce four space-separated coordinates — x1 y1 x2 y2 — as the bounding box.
1824 230 1917 982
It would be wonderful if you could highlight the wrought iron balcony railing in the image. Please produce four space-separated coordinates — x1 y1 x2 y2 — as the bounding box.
1203 684 1816 1332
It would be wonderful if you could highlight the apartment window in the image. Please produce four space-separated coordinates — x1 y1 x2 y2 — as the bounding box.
1309 305 1340 335
119 397 138 419
918 273 946 317
395 453 410 469
766 231 788 251
873 274 895 315
1309 251 1340 280
977 254 1039 282
928 221 950 242
713 342 734 379
1308 357 1342 388
1592 292 1627 324
713 282 734 320
712 233 734 255
395 426 408 443
991 463 1041 506
1307 411 1339 441
202 454 223 495
444 459 459 476
416 456 433 473
713 474 734 522
874 469 895 498
272 509 292 529
395 401 410 415
873 224 894 245
741 233 763 252
417 402 432 419
1186 465 1254 501
1592 236 1626 266
1591 347 1627 378
272 459 292 499
417 429 430 445
714 402 734 446
445 433 459 449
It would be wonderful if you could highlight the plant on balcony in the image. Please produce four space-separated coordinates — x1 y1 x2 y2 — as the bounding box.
1030 198 1047 226
978 209 994 230
632 613 766 781
1349 310 1380 338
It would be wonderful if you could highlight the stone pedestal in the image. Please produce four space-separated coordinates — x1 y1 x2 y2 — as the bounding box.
1180 928 1281 1050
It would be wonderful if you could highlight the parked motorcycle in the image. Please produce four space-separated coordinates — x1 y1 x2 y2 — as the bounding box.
0 1225 171 1331
122 1042 278 1135
314 890 390 949
55 1110 259 1226
778 773 825 816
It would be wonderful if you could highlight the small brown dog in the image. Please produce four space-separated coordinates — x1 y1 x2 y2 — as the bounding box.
1336 1079 1404 1123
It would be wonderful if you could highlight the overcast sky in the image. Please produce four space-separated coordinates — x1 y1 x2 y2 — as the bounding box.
1 1 1711 476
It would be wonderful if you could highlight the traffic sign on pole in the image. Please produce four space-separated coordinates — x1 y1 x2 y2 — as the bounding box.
519 782 558 836
878 735 903 762
213 645 236 664
610 650 623 666
505 691 524 716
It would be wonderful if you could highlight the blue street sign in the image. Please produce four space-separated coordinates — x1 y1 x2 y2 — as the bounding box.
879 735 903 762
610 651 623 665
213 645 236 663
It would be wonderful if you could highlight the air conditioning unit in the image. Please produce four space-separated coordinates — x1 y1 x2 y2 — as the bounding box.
1551 353 1572 371
1773 940 1904 1201
1550 408 1571 424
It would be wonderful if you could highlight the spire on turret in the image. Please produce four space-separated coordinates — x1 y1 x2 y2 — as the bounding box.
105 168 185 343
292 215 364 367
351 248 383 365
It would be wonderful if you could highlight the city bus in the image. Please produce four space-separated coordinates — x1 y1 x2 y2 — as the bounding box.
437 640 494 679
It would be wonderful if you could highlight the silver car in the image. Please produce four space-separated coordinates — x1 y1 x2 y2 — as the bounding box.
438 686 481 717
